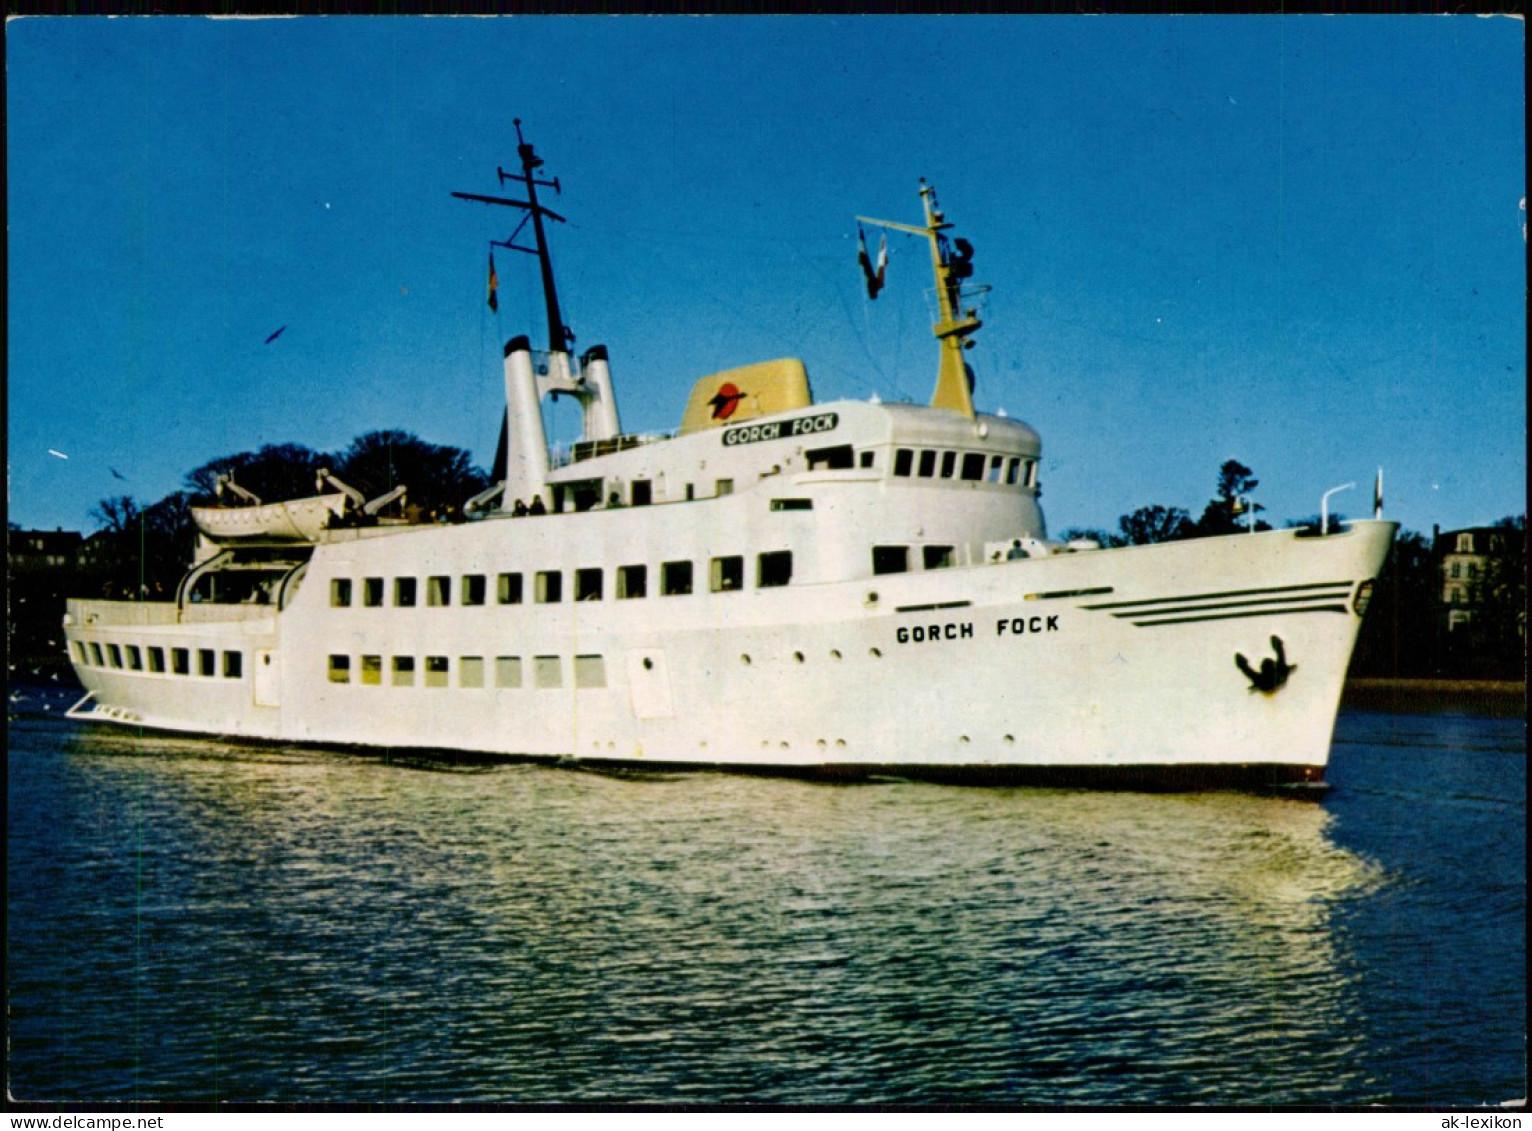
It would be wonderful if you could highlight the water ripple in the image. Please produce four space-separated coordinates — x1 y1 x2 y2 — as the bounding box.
5 710 1523 1105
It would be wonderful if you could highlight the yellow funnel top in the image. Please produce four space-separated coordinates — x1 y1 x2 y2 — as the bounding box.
679 358 813 435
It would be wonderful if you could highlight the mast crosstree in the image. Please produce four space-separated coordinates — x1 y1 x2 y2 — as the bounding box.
453 119 571 354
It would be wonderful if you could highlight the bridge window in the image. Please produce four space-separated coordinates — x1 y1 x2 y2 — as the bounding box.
917 450 938 478
941 451 957 478
364 577 384 607
425 656 449 688
199 649 217 677
361 655 382 686
631 479 653 506
148 647 165 673
758 550 793 588
711 555 745 592
90 642 104 667
72 642 88 666
427 576 451 606
224 650 242 679
392 656 415 686
395 577 417 607
1026 460 1039 489
924 546 955 570
172 648 190 675
1006 457 1021 485
618 564 647 599
716 479 734 497
536 570 563 604
462 574 487 606
988 455 1004 483
662 560 693 596
108 644 124 669
807 444 855 471
328 654 350 684
126 645 143 671
460 656 484 688
893 449 914 477
498 572 524 605
860 451 875 469
873 546 910 575
331 579 352 607
575 568 603 601
961 453 985 481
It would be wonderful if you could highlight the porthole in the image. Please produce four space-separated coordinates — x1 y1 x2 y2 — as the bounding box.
1003 734 1015 745
793 651 805 663
741 653 752 665
869 647 882 658
829 649 842 660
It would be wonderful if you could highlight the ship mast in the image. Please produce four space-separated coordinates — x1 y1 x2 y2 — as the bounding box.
452 118 570 354
453 124 622 513
857 181 982 420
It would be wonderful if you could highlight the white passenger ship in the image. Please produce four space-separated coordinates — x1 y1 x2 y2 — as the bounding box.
64 126 1395 790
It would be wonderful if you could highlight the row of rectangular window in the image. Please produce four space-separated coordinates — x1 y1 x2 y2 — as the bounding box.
873 545 955 575
74 640 242 679
892 448 1036 488
331 551 794 608
327 653 605 690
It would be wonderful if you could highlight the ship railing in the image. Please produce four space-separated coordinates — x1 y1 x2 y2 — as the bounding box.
924 282 991 323
568 432 675 465
65 598 276 628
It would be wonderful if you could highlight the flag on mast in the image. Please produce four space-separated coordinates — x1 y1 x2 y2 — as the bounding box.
858 227 887 299
487 252 499 312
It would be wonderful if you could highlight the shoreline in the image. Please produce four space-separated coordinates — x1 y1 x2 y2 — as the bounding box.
1342 678 1526 717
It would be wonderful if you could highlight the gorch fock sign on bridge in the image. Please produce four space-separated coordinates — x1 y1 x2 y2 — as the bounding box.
721 412 840 447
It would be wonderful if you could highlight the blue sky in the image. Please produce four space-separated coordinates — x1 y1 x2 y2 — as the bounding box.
7 15 1525 540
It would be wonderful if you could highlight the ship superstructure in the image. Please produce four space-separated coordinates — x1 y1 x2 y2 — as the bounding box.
63 125 1395 789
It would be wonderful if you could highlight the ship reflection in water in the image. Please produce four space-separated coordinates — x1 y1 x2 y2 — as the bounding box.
6 699 1524 1105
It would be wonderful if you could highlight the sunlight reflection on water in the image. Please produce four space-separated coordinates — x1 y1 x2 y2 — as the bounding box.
5 705 1521 1105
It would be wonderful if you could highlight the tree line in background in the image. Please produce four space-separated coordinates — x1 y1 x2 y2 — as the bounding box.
8 452 1525 683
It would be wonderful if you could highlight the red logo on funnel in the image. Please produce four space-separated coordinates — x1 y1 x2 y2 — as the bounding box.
709 383 746 421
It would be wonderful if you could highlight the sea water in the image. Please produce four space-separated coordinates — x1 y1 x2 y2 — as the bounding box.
6 685 1524 1105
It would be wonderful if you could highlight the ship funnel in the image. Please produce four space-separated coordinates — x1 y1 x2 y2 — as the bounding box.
500 336 552 512
580 345 622 440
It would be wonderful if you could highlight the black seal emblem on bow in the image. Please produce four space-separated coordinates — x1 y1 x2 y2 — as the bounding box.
1235 635 1295 693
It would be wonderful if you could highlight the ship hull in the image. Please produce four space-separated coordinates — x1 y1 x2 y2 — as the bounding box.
62 521 1394 789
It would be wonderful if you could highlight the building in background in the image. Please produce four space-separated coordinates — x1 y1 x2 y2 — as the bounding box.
8 527 83 576
1432 522 1526 679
